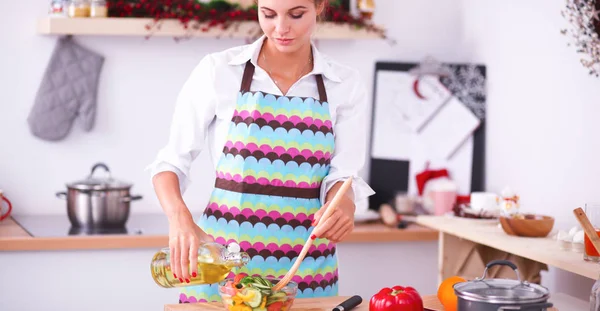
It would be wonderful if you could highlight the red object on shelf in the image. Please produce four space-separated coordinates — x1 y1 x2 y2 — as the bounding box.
415 162 450 196
0 192 12 221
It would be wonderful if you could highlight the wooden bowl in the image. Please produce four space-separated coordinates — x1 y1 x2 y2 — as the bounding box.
499 214 555 237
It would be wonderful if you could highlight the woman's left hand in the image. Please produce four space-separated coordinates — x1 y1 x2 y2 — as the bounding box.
310 184 356 243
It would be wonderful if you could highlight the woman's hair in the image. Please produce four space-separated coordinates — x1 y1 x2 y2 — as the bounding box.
254 0 329 10
254 0 328 21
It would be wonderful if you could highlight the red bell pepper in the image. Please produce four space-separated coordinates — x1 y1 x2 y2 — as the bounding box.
369 286 423 311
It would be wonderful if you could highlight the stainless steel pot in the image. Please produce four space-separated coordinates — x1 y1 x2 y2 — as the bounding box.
453 260 553 311
56 162 142 228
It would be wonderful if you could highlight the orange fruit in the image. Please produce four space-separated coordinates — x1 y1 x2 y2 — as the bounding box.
437 276 466 311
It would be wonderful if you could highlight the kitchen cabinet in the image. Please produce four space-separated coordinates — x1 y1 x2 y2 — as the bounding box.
1 215 439 311
0 214 437 251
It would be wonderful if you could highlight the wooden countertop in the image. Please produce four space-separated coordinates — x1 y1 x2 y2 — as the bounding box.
0 215 437 251
416 215 600 280
163 294 564 311
164 295 447 311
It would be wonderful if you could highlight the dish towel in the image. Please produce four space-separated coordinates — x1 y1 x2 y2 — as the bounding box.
27 36 104 141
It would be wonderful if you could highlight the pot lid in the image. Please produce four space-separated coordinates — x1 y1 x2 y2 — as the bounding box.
67 163 132 191
454 260 550 304
454 279 549 304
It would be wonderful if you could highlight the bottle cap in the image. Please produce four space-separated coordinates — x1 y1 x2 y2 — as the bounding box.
227 242 241 253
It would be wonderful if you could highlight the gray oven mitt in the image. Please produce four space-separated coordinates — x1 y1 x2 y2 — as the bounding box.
27 36 104 141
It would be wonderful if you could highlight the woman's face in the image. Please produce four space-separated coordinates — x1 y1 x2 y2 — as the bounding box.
257 0 322 54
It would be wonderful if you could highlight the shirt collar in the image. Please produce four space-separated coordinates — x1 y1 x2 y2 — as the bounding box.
228 35 342 83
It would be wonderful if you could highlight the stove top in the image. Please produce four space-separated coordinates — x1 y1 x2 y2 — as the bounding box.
12 214 170 237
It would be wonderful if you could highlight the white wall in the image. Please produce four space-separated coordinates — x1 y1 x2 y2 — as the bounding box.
1 0 597 309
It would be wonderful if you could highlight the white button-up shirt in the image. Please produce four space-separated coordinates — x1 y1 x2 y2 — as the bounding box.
147 35 375 206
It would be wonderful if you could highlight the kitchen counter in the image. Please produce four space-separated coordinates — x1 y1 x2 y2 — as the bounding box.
0 214 438 251
163 293 574 311
164 295 447 311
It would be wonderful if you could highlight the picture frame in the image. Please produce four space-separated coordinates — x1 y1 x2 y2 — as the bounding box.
367 61 487 211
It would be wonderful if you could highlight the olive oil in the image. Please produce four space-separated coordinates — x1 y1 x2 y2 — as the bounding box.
150 243 250 288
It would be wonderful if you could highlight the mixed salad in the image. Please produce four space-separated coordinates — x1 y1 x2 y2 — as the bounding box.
221 273 294 311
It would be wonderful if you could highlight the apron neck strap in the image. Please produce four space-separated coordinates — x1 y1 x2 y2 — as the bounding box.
315 74 328 103
240 60 256 93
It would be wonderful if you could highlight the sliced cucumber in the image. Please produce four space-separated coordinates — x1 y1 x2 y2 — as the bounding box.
244 288 263 308
270 291 286 299
266 291 287 305
256 277 272 288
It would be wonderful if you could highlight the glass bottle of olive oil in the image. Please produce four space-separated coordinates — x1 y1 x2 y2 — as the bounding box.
151 242 250 288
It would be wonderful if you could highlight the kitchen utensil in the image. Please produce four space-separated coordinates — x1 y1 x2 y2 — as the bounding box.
333 295 362 311
272 178 353 291
573 206 600 261
56 162 142 228
499 214 554 238
0 190 12 221
453 260 553 311
379 203 399 228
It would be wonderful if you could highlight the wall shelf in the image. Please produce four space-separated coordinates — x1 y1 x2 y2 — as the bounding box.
36 17 385 40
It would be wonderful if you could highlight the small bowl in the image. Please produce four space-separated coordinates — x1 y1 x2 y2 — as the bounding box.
499 214 555 237
218 277 298 311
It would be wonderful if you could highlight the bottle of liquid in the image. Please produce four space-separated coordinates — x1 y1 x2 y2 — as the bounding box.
151 242 250 288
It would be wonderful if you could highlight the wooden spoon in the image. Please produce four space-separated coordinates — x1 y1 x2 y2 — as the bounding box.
573 207 600 254
272 178 353 291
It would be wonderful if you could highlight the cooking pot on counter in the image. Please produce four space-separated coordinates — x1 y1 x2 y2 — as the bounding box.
56 162 142 228
454 260 553 311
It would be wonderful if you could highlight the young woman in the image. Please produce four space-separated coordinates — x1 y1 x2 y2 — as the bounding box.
148 0 374 303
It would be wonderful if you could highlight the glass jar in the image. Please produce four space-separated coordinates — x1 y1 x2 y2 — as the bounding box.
49 0 67 17
90 0 107 18
68 0 90 18
357 0 375 20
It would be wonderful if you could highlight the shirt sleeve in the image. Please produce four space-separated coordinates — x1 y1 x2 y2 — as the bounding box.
319 70 376 205
145 54 217 194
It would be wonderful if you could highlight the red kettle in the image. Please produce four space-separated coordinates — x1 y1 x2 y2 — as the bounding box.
0 190 12 221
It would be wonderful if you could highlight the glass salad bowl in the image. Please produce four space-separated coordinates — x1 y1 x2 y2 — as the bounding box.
218 275 298 311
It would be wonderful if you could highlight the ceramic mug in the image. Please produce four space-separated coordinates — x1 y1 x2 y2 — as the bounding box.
0 191 12 221
431 190 457 215
470 192 498 211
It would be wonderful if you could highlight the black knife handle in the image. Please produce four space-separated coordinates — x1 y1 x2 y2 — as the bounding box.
333 295 362 311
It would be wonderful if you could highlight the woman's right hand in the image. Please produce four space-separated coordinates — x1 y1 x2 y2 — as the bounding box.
168 211 214 283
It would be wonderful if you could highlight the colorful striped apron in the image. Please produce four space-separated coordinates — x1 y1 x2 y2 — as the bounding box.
179 60 338 303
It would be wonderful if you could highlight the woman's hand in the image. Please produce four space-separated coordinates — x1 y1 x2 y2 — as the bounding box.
310 182 356 243
152 172 214 283
168 211 214 283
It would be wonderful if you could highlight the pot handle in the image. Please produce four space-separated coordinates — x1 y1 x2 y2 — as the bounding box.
56 192 67 200
479 260 521 282
90 162 111 178
497 302 553 310
120 195 143 203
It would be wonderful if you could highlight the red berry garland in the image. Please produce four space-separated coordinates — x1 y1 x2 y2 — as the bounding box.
106 0 385 39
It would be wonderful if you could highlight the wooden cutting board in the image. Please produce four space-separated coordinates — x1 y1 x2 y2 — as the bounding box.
164 295 560 311
164 295 446 311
